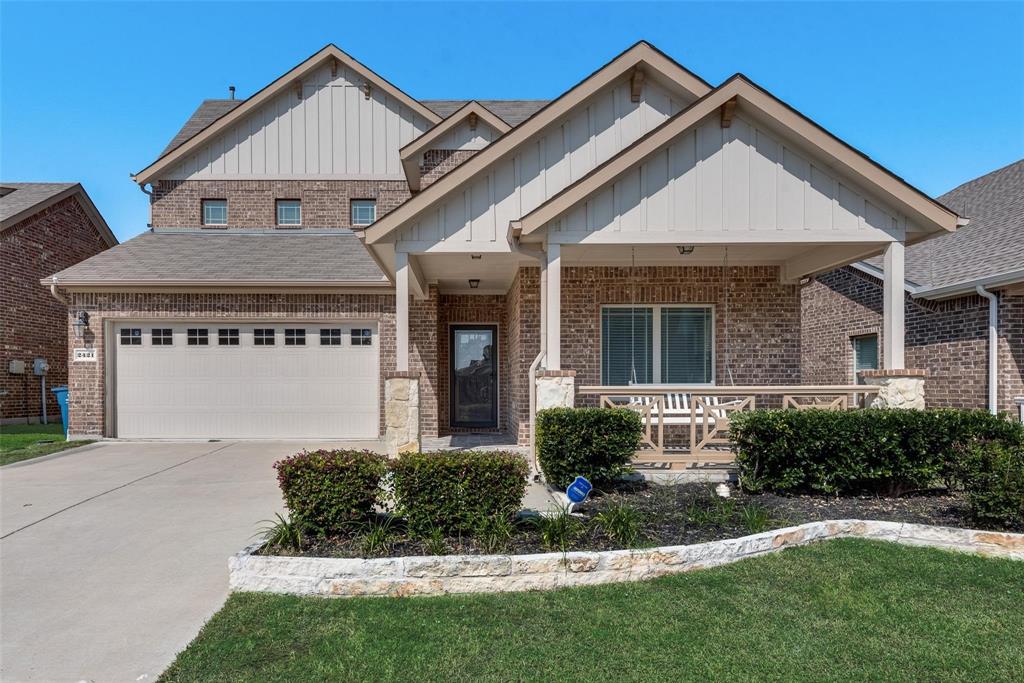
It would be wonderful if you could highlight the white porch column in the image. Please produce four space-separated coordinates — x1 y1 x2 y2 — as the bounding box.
395 251 410 372
882 241 905 369
545 243 561 369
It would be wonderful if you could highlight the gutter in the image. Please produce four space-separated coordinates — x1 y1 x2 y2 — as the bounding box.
48 276 69 304
976 285 999 415
912 268 1024 301
37 278 393 289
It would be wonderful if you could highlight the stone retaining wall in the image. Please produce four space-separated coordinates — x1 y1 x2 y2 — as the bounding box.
229 520 1023 598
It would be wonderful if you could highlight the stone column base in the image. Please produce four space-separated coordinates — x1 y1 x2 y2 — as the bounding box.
384 372 420 455
536 370 575 410
859 369 926 409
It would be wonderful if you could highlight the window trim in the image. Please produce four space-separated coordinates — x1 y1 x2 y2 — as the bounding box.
253 328 276 346
284 328 306 346
151 328 173 346
201 199 228 227
599 304 716 386
350 199 377 226
320 328 343 346
218 328 240 346
186 328 210 346
275 199 302 227
350 328 373 346
120 328 143 346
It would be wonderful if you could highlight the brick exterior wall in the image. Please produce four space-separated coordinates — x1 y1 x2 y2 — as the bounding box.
150 180 411 229
1 195 111 422
505 265 801 445
420 150 478 189
801 267 1024 413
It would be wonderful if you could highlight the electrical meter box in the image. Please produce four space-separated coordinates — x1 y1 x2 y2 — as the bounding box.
33 358 49 375
9 359 26 374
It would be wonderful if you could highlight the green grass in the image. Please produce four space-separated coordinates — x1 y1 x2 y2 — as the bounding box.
160 539 1024 682
0 423 93 465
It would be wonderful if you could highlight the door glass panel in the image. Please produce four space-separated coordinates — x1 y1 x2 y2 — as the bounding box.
452 328 496 426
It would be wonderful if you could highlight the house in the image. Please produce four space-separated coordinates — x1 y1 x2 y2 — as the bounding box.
803 159 1024 418
2 183 117 424
47 42 962 450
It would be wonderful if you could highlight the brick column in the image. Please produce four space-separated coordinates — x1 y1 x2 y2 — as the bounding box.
384 371 420 455
859 369 926 409
536 369 575 410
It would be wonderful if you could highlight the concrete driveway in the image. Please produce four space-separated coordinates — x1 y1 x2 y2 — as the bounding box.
0 439 381 682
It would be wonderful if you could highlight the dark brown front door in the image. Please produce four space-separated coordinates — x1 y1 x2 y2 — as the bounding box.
450 325 498 429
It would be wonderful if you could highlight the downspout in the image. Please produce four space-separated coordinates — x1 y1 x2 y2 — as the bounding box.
976 285 998 414
49 276 68 305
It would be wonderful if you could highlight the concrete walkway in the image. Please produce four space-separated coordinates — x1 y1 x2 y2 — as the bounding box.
0 439 376 682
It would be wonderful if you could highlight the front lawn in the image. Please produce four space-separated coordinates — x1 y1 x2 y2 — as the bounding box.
0 423 94 465
160 539 1024 682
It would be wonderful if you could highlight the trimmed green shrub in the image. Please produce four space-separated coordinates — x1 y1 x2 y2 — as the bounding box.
536 407 642 489
274 450 386 534
390 451 528 535
730 408 1024 496
955 441 1024 530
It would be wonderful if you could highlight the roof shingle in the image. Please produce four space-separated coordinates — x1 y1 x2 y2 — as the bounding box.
0 183 77 223
864 159 1024 289
48 230 386 285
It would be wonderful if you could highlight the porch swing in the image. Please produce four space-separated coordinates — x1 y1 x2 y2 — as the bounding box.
624 247 734 431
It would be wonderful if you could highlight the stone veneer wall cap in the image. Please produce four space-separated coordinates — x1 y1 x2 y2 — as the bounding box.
536 370 577 377
229 520 1023 598
384 371 422 379
859 369 927 378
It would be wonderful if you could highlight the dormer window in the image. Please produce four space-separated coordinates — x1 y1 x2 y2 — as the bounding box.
276 200 301 227
202 199 227 226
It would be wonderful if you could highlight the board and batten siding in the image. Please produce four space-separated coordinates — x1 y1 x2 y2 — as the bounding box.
397 76 692 248
546 115 908 241
428 118 502 152
166 63 431 180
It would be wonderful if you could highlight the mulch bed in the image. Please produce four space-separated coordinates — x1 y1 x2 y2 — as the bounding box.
266 482 980 559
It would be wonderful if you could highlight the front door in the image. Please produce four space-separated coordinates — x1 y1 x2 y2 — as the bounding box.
450 325 498 429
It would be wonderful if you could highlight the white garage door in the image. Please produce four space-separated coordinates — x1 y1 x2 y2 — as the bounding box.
113 322 379 439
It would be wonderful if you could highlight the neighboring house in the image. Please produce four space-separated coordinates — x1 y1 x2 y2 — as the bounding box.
1 183 117 423
803 160 1024 416
48 42 962 447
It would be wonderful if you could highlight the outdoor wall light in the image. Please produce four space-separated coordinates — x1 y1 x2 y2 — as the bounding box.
676 245 695 255
468 279 480 289
72 311 90 339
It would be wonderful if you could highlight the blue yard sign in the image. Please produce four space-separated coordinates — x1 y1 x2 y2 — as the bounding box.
566 476 593 504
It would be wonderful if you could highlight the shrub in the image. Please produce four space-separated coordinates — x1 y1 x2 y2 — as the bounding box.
274 449 386 534
730 408 1024 496
536 407 642 489
955 441 1024 531
256 513 305 551
390 451 528 535
592 500 645 547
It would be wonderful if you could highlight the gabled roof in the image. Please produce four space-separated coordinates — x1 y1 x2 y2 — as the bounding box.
161 99 244 157
514 74 960 239
0 182 117 247
133 44 442 186
359 41 713 244
421 100 550 126
400 101 512 191
862 158 1024 294
47 229 386 288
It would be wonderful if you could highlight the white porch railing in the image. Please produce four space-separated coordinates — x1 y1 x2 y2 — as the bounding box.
576 385 881 462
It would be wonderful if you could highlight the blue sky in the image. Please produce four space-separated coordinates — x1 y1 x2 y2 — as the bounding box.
2 1 1022 242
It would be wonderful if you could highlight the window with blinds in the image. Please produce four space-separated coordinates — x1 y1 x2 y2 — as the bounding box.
601 305 713 385
852 334 879 384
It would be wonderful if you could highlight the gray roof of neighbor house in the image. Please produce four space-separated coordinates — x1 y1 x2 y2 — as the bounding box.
159 98 549 160
420 100 550 126
863 159 1024 290
1 182 77 223
47 229 387 286
1 182 118 246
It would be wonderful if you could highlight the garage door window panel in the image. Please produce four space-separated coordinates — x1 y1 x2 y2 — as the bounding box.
151 329 173 346
120 328 142 346
254 329 275 346
218 329 240 346
285 329 306 346
187 329 209 346
320 328 343 346
351 328 373 346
